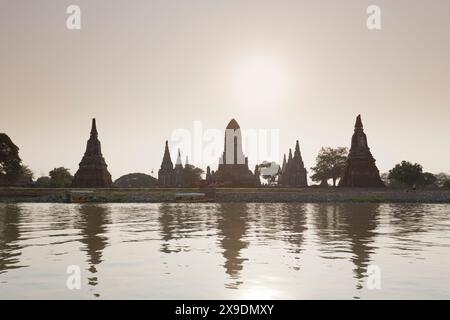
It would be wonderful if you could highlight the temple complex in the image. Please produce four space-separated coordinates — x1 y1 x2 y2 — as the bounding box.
158 142 189 187
208 119 257 187
339 115 384 187
72 119 112 188
279 140 308 187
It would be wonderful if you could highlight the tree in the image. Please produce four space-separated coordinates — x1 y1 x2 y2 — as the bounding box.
182 164 204 187
310 147 348 187
0 133 22 186
388 161 423 187
13 164 34 187
35 176 51 188
435 173 450 187
444 180 450 189
49 167 73 188
20 165 34 180
114 173 158 188
418 172 437 187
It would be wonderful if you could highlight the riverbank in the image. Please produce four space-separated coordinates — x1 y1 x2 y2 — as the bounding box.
1 187 449 203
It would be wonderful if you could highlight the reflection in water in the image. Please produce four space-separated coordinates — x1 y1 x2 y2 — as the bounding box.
314 203 379 292
159 204 178 254
75 204 110 295
1 203 450 299
341 204 379 291
388 203 429 257
281 203 307 256
158 203 217 254
390 203 426 235
0 205 24 274
217 203 249 289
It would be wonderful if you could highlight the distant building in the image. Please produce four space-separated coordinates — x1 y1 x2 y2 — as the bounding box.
72 119 112 188
174 149 184 187
279 140 308 187
209 119 258 187
339 115 384 187
158 140 175 186
158 141 186 187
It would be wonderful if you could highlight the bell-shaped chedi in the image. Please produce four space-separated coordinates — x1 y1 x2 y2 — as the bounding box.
209 119 257 187
72 119 112 188
339 115 384 187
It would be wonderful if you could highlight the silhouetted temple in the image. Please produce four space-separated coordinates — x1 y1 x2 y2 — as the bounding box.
158 141 175 186
209 119 257 187
158 141 186 187
279 140 308 187
174 148 184 186
72 119 112 188
339 115 384 187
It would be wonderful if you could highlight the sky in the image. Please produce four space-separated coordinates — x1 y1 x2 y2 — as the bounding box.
1 0 449 180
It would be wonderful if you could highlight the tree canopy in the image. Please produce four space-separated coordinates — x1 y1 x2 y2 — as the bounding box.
310 147 348 187
388 161 423 187
49 167 73 188
35 176 52 188
114 173 158 188
182 164 204 187
0 133 22 186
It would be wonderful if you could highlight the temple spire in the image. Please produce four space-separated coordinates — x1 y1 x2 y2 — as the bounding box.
90 118 98 137
279 141 307 187
355 114 363 129
294 140 301 157
339 114 384 187
175 148 182 166
158 140 175 185
161 140 173 169
211 118 257 186
72 118 112 188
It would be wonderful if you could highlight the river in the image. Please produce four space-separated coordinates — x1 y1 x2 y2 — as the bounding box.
1 203 449 299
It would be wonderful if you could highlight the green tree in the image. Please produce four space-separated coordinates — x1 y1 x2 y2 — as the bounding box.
113 173 158 188
418 172 437 187
444 180 450 189
49 167 73 188
182 164 204 187
35 176 51 188
310 147 348 187
20 165 34 180
0 133 23 186
388 161 423 187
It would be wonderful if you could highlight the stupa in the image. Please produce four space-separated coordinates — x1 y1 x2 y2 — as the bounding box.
339 115 384 187
72 118 112 188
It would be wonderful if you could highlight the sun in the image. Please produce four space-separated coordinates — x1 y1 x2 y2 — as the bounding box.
234 57 287 109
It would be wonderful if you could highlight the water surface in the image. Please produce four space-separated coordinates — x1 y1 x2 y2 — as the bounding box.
1 203 449 299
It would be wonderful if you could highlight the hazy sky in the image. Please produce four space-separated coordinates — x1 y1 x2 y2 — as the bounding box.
1 0 449 180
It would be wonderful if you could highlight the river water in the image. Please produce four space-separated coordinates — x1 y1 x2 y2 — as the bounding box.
0 203 449 299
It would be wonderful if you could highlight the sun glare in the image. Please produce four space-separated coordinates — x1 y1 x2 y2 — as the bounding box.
234 58 287 109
